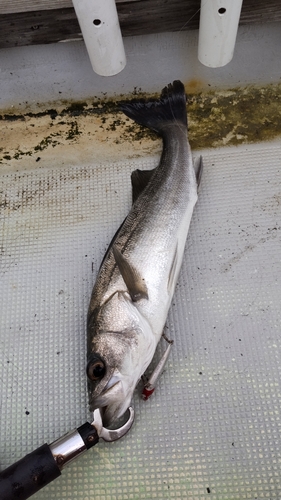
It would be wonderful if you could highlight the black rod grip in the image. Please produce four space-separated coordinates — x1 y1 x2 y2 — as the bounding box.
0 443 61 500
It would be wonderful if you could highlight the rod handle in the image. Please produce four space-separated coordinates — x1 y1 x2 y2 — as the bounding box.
0 443 61 500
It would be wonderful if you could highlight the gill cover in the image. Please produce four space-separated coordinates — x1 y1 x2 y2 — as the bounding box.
87 292 156 424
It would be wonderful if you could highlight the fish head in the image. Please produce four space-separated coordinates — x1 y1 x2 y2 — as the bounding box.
87 291 156 426
86 333 138 426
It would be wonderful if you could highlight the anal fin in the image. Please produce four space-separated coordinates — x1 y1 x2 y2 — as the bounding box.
112 245 148 302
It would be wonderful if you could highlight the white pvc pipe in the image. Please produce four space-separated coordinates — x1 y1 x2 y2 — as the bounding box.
198 0 243 68
72 0 126 77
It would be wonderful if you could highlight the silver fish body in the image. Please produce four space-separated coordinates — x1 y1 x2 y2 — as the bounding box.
87 81 201 425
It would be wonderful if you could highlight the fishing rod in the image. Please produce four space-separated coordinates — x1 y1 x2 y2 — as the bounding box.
0 407 134 500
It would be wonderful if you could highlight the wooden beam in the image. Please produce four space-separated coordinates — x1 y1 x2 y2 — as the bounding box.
0 0 137 15
0 0 280 49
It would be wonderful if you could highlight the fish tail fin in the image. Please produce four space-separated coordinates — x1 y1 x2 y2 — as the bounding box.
119 80 187 134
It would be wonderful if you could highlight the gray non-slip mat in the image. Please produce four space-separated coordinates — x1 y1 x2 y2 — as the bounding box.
1 140 281 499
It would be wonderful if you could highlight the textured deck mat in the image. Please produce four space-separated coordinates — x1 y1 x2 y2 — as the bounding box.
1 141 281 499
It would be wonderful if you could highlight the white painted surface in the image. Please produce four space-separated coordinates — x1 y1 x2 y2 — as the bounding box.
198 0 243 67
0 22 280 110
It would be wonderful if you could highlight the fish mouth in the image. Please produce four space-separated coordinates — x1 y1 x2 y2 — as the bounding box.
92 380 122 411
91 378 131 426
95 379 122 405
102 379 122 398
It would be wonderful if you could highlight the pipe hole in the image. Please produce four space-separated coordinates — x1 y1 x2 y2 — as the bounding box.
218 7 226 14
93 19 101 26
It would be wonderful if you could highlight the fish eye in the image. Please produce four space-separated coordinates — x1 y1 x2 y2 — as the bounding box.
87 356 106 381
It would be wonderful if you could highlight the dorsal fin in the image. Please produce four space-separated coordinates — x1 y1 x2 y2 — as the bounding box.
131 168 156 203
112 245 148 302
194 155 203 190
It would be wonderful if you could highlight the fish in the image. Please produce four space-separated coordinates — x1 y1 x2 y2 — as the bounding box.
87 80 202 425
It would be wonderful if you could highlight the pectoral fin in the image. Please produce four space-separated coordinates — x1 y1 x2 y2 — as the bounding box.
112 245 148 302
131 168 156 203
